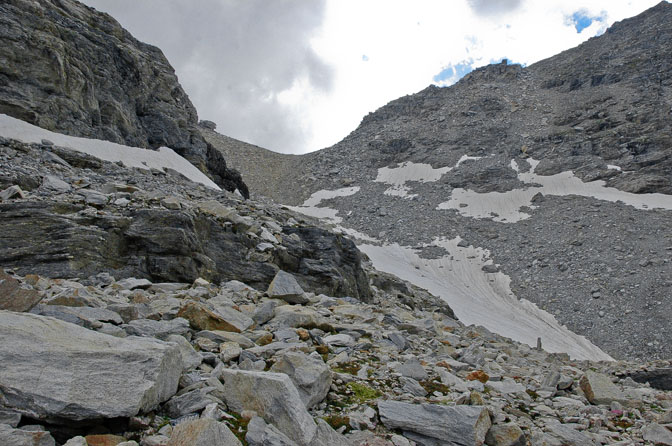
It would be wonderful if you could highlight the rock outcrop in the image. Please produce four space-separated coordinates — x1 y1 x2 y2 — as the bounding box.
0 0 247 195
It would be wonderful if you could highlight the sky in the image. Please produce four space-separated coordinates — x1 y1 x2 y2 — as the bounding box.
81 0 664 154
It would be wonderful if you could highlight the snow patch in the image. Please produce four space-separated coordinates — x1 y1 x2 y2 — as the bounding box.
359 237 613 361
438 158 672 222
375 156 482 198
0 114 220 190
287 186 360 224
607 164 622 171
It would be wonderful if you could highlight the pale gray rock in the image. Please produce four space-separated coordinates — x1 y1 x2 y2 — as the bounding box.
642 423 672 446
322 333 356 348
164 389 216 418
0 185 25 201
124 318 190 340
378 400 491 445
544 421 597 446
0 408 21 427
309 419 351 446
167 418 241 446
253 300 279 325
0 311 182 422
579 371 629 406
0 424 55 446
210 304 255 333
439 369 469 392
117 278 153 290
267 271 308 304
167 335 202 372
246 416 298 446
219 370 317 445
63 437 87 446
41 175 70 192
197 330 255 349
399 377 428 397
219 342 243 363
486 378 526 395
270 351 332 408
398 358 428 381
271 306 322 328
32 305 123 328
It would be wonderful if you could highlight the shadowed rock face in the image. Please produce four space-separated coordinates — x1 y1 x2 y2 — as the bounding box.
0 0 247 196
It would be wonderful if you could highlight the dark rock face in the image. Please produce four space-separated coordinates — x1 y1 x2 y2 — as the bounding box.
0 0 247 196
0 201 368 299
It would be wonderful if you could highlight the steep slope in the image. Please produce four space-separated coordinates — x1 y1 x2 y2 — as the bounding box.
0 0 247 195
212 2 672 361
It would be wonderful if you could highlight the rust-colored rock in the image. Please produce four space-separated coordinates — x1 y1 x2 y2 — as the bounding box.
0 269 42 312
466 370 490 383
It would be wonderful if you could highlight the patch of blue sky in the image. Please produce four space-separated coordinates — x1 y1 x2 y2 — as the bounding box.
570 10 605 33
432 61 474 86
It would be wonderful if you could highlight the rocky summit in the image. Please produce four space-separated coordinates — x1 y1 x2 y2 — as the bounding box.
1 1 672 446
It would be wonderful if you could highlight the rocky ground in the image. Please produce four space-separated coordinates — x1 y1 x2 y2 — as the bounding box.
1 128 672 446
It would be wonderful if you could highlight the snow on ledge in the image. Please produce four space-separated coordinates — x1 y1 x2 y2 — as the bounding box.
0 114 220 190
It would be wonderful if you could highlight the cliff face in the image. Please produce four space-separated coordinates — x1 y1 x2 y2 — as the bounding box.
0 0 248 196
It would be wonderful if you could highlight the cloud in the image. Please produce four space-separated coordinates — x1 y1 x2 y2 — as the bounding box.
81 0 333 154
467 0 523 16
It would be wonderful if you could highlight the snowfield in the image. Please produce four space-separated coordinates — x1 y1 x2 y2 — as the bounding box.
0 114 220 190
439 158 672 222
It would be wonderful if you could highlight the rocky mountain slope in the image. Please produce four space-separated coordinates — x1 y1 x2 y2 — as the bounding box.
1 0 672 445
211 2 672 362
0 0 247 195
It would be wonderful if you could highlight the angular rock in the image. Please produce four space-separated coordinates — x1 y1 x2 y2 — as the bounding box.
0 269 42 312
398 358 428 381
400 377 428 397
124 318 190 340
485 423 526 446
322 334 356 348
167 418 241 446
378 400 491 445
177 301 252 332
33 305 124 328
0 311 182 422
253 300 279 325
164 389 216 418
246 416 298 446
116 278 153 290
544 421 597 446
271 305 322 328
196 330 255 349
0 185 25 201
309 419 351 446
642 423 672 446
269 351 332 408
579 370 629 406
0 408 22 427
41 175 71 192
166 334 202 371
0 424 55 446
219 370 317 445
267 271 308 305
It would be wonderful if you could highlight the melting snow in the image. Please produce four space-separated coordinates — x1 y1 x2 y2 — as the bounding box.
0 114 220 190
287 186 360 224
438 158 672 222
359 237 613 361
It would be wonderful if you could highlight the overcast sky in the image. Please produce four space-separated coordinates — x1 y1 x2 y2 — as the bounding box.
81 0 663 154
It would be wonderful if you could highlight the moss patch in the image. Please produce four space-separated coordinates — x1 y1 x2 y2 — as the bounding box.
346 382 382 403
323 415 351 433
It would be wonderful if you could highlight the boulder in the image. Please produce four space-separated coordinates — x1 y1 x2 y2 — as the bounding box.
166 334 202 371
269 351 332 408
485 423 526 446
0 424 55 446
246 416 298 446
271 306 322 328
579 371 630 406
267 271 308 304
167 418 241 446
642 423 672 446
219 370 317 445
378 400 491 445
164 389 217 418
0 311 182 422
177 301 253 332
310 419 352 446
0 269 42 312
123 318 190 340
